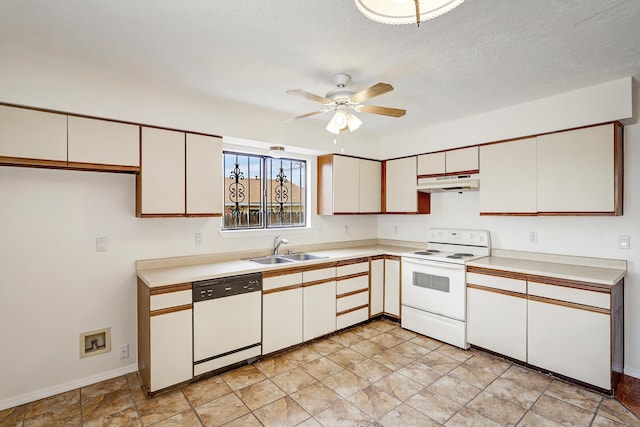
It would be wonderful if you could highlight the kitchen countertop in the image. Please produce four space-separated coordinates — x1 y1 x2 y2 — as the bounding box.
467 249 626 286
137 244 417 288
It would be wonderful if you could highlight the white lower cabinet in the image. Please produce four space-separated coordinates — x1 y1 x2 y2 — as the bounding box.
336 258 370 329
303 281 336 341
150 309 193 392
384 256 400 317
369 256 384 316
262 271 303 355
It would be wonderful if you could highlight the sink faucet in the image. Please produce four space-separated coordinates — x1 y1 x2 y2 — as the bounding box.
273 235 289 255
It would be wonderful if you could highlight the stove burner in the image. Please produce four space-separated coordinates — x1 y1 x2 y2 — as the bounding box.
413 249 440 255
446 255 463 259
453 253 474 257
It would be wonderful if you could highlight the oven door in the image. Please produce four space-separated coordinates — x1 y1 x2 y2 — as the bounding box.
401 257 466 320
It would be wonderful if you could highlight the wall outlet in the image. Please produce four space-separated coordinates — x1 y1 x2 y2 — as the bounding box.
394 225 399 234
195 233 203 246
96 237 108 252
529 231 537 244
619 235 630 249
343 225 349 235
119 344 129 359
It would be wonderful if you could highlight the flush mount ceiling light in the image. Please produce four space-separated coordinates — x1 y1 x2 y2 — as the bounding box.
354 0 465 26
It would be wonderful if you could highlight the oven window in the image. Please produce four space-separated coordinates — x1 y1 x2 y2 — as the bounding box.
412 272 450 293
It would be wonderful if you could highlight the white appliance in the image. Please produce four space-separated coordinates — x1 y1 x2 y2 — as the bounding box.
416 173 479 193
402 228 491 349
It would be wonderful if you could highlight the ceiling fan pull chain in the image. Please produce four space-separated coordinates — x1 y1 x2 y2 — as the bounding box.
414 0 421 27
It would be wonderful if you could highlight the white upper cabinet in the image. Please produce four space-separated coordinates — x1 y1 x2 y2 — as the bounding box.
384 156 419 213
417 152 445 176
67 116 140 168
479 138 537 214
359 159 382 213
0 105 67 162
186 134 222 215
446 146 478 173
139 127 186 216
332 155 360 213
537 123 621 214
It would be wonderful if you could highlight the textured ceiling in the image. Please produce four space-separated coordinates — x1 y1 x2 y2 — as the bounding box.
1 0 639 136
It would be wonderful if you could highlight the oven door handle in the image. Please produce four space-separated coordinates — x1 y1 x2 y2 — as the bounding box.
402 257 465 270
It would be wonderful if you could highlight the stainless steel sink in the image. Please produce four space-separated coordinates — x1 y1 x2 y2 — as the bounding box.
247 256 294 265
279 253 328 261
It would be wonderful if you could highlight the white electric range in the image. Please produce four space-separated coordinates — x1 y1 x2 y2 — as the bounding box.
401 228 491 349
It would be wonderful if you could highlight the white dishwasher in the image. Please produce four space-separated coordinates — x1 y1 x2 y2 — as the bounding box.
192 272 262 376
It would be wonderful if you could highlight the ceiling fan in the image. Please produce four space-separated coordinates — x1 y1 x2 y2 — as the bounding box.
286 73 406 134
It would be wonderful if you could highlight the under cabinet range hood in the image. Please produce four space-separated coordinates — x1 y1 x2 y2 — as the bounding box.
417 174 479 193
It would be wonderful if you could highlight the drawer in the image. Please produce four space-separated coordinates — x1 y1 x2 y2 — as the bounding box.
337 291 369 312
337 275 369 295
263 272 303 291
336 307 369 330
150 290 192 311
467 272 526 294
303 266 336 283
528 281 610 309
337 261 369 277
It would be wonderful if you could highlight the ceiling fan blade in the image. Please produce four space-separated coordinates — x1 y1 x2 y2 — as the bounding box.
284 110 330 122
350 82 394 103
356 105 406 118
286 89 332 105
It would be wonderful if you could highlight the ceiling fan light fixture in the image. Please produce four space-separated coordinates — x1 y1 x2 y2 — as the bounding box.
346 112 362 132
354 0 465 25
326 111 346 134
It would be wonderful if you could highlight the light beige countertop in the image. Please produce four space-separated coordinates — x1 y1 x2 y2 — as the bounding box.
137 242 419 288
467 249 627 286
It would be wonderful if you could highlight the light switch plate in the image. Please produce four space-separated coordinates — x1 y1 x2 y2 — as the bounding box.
619 235 630 249
96 237 108 252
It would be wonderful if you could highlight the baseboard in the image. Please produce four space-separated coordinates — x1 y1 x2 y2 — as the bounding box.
624 367 640 380
0 363 138 411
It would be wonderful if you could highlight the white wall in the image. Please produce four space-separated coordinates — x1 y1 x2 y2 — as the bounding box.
379 81 640 377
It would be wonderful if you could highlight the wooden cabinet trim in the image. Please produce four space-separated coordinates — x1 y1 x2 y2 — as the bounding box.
417 169 479 179
336 272 369 282
479 212 538 216
0 156 68 169
370 255 385 261
384 255 401 262
263 267 305 278
303 278 335 288
263 284 303 295
528 295 610 315
337 288 368 299
337 257 369 267
148 282 192 295
527 275 611 293
467 283 526 299
66 162 140 173
302 262 338 272
337 304 369 316
466 266 527 281
150 304 192 317
538 211 617 216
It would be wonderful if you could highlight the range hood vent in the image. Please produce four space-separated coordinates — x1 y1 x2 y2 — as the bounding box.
417 174 479 193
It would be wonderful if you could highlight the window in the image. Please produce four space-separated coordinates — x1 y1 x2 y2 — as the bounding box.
223 152 306 230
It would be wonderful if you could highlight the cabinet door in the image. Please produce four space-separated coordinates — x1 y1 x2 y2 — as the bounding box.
263 288 303 354
0 105 67 162
384 257 400 317
446 146 478 173
479 138 537 214
333 155 360 213
359 159 381 213
150 308 193 392
537 124 616 213
467 288 526 361
186 134 222 215
528 299 610 389
385 157 417 213
140 127 185 215
417 152 445 176
303 281 336 341
67 116 139 167
369 258 384 316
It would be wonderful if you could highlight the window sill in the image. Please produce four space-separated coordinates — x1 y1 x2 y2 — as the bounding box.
218 226 314 239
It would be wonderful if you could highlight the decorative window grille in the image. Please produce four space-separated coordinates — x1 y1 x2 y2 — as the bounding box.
223 152 306 230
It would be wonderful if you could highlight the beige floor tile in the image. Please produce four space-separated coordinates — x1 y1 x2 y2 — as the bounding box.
435 344 473 362
374 372 424 402
499 364 552 393
444 407 502 427
368 332 405 349
466 391 527 426
464 351 512 376
126 372 142 389
349 358 394 383
150 410 202 427
387 327 418 341
352 325 384 340
327 347 367 368
301 356 343 380
346 385 401 418
82 406 141 427
448 362 500 388
379 403 440 427
592 414 631 426
516 411 564 426
195 393 249 427
314 399 373 427
530 394 594 426
235 379 286 411
485 377 544 409
598 397 640 426
137 389 191 426
409 335 444 350
397 361 443 387
253 396 310 427
322 369 372 398
350 340 387 358
24 390 80 418
282 346 322 365
371 349 413 371
428 375 482 405
544 379 603 412
82 388 134 424
330 330 366 347
419 350 462 373
294 417 323 427
81 376 129 402
0 405 26 426
369 320 398 333
254 355 297 377
391 340 432 360
290 383 341 415
308 338 345 356
221 412 262 427
22 404 81 427
406 388 461 424
271 367 318 394
183 375 232 407
219 364 266 391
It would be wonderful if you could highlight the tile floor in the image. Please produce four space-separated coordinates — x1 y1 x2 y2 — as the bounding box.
2 319 640 426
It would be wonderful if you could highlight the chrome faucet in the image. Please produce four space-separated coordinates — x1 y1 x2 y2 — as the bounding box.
273 235 289 255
